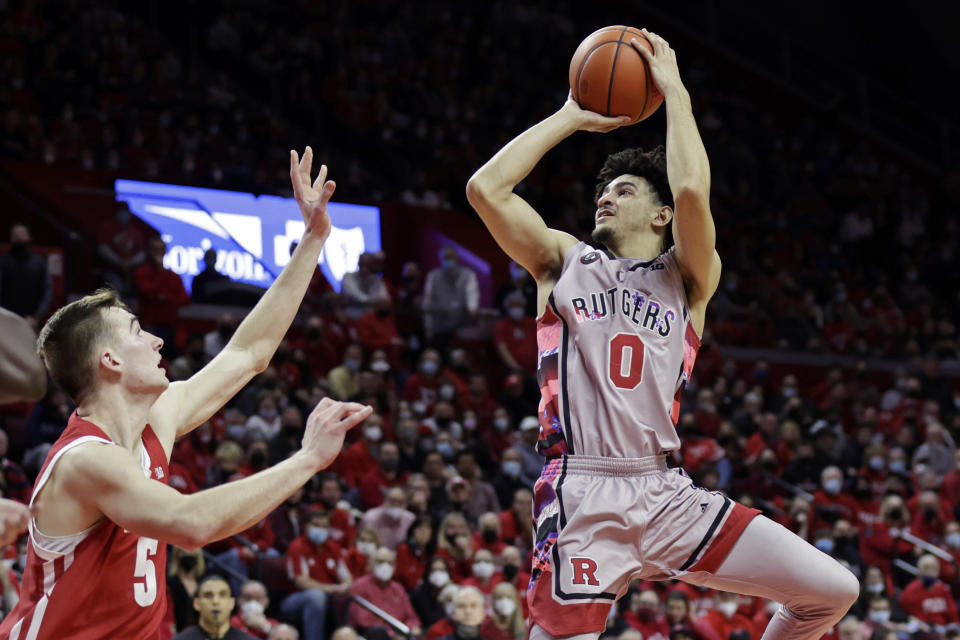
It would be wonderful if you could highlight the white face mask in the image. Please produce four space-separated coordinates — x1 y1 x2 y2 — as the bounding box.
373 562 395 582
386 506 405 520
717 601 739 619
472 561 495 580
429 570 450 588
495 597 516 617
364 426 382 442
357 541 377 557
241 599 265 617
869 610 890 625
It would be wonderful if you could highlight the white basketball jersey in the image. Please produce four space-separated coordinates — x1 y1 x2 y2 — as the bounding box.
535 242 700 458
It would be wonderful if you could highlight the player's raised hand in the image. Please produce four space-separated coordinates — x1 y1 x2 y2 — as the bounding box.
290 146 336 240
631 30 683 96
561 91 633 133
302 397 373 470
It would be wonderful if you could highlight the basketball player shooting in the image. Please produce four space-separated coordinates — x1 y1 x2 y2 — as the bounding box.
467 29 858 640
0 148 373 639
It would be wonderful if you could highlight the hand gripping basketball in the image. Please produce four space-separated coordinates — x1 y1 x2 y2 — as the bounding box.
630 29 683 97
302 398 372 470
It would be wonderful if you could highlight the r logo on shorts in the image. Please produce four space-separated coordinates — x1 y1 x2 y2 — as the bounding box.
570 557 600 586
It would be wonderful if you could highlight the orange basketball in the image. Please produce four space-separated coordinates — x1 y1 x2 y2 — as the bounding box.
568 25 663 123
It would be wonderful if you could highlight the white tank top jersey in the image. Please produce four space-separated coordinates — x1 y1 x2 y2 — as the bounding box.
535 242 701 459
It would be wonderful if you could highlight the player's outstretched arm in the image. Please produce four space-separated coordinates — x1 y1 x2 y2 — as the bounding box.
466 98 630 282
0 307 46 404
60 399 371 550
151 147 336 449
632 31 720 304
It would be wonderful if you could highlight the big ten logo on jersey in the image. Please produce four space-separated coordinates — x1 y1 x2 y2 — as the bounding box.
569 556 600 586
570 287 676 337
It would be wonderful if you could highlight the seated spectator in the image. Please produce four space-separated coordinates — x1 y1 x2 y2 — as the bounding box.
907 489 951 543
485 581 525 640
133 236 190 359
403 349 442 407
171 574 256 639
346 527 381 578
472 512 507 556
354 297 404 359
359 442 408 510
96 201 145 295
395 514 435 590
835 616 862 640
859 494 913 575
500 489 533 553
701 591 758 640
494 292 538 378
492 448 530 508
22 385 73 477
231 580 280 640
205 313 238 359
911 422 955 476
438 586 486 640
341 252 391 319
246 391 282 441
169 333 209 381
167 547 206 631
513 417 543 487
208 440 244 486
811 465 860 533
292 315 341 379
405 473 432 517
623 589 670 638
267 407 305 466
460 548 502 596
316 475 357 547
348 547 423 640
860 596 908 639
360 486 416 550
327 343 363 400
899 555 959 628
412 557 453 630
269 625 299 640
267 486 310 554
0 223 52 328
455 451 500 523
282 510 352 640
664 591 720 640
0 430 29 504
436 512 473 583
498 546 530 606
337 413 383 488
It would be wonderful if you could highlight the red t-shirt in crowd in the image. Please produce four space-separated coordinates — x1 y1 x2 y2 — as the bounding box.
133 262 190 326
337 439 379 489
493 316 538 376
701 609 759 640
358 467 409 510
395 542 429 591
285 535 348 585
899 578 960 625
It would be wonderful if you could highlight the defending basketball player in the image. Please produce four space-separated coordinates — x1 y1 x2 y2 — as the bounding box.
0 148 373 639
467 30 858 640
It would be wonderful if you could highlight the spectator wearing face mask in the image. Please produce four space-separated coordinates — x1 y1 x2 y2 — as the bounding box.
860 495 913 575
395 514 435 590
360 442 409 510
412 557 454 629
282 510 352 640
462 373 502 434
941 450 960 507
349 547 423 640
938 521 960 584
404 349 443 407
231 580 280 640
472 512 507 556
436 512 474 583
483 582 525 640
899 555 959 628
860 596 909 640
460 548 502 596
624 589 670 638
811 466 859 534
246 392 282 441
361 487 416 550
337 413 384 488
328 343 364 400
455 451 501 523
422 246 479 353
494 292 538 378
346 528 382 578
492 448 530 508
512 417 543 487
908 490 951 543
701 592 758 640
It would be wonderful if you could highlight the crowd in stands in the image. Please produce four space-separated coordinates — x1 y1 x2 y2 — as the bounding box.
2 1 960 640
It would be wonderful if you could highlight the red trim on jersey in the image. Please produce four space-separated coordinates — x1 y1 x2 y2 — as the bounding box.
689 502 760 574
527 566 613 636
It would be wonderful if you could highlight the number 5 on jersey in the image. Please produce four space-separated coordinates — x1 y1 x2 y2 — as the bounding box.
609 333 644 390
134 537 159 607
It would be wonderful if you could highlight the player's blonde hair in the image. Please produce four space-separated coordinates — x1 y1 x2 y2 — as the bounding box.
36 288 128 403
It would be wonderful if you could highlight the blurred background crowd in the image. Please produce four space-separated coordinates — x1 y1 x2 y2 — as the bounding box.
1 1 959 640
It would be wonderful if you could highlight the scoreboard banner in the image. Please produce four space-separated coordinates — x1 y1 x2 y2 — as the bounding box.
115 179 381 294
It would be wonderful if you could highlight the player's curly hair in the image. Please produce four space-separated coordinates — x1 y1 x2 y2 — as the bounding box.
594 146 673 208
593 146 674 253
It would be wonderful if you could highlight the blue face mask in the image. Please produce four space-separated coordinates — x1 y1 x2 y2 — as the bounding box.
889 460 906 474
307 526 329 546
814 538 834 554
921 576 937 589
442 258 457 270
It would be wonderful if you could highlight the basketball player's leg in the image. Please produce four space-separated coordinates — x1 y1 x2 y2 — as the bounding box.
529 624 600 640
684 516 859 640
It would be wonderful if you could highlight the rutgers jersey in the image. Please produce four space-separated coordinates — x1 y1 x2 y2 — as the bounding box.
0 412 169 639
536 242 700 458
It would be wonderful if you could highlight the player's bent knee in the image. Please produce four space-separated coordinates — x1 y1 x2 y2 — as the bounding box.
815 563 859 613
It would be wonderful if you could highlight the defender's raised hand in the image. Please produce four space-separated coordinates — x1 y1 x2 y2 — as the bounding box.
302 397 373 470
290 146 336 240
